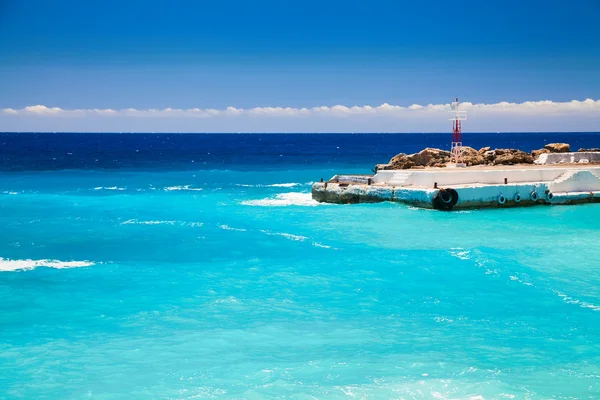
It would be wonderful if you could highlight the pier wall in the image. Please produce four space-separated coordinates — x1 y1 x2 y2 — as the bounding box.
311 182 436 207
313 166 600 210
535 152 600 165
374 167 600 188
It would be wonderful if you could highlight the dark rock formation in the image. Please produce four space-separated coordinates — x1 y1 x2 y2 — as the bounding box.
579 148 600 152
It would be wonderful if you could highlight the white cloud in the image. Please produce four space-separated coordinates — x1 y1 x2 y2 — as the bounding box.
3 98 599 119
1 99 599 132
22 105 64 114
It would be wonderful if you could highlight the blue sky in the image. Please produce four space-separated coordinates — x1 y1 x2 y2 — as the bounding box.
1 0 599 132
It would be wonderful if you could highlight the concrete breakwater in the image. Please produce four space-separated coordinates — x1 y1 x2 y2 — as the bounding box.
312 146 600 210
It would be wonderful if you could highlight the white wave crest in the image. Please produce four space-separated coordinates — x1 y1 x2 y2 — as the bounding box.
242 192 320 207
219 225 247 232
122 219 176 225
0 257 94 272
164 185 203 192
267 183 301 187
449 248 472 260
260 230 308 242
121 219 203 227
554 290 600 311
2 191 19 195
235 182 303 188
94 186 126 191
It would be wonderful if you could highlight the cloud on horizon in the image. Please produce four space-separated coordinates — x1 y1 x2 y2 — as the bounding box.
2 99 600 132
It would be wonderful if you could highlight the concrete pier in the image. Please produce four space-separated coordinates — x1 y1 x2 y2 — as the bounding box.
312 162 600 210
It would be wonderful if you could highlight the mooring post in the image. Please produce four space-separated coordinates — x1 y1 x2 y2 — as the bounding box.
504 178 508 184
367 178 371 185
320 178 323 182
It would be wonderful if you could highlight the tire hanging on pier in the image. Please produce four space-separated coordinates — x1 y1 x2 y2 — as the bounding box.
432 188 459 211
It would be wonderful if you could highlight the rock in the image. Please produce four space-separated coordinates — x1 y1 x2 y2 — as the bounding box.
493 149 534 165
483 150 496 163
376 144 541 170
579 148 600 152
376 153 414 170
531 148 550 159
408 148 450 167
462 146 485 166
544 143 570 153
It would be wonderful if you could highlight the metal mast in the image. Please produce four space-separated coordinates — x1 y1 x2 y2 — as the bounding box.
449 98 467 166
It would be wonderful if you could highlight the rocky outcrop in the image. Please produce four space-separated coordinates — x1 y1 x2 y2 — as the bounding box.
408 148 451 167
531 148 550 159
492 149 534 165
377 148 450 170
530 143 572 161
544 143 570 153
579 148 600 152
377 144 576 170
462 146 486 166
376 153 414 170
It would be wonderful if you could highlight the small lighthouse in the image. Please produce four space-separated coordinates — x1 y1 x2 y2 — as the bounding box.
448 98 467 167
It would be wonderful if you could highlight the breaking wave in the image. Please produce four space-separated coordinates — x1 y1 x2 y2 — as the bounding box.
268 183 301 187
121 219 203 227
260 230 308 242
260 230 337 249
449 248 472 260
0 257 94 272
93 185 202 192
164 185 203 191
241 192 320 207
554 290 600 311
236 182 303 188
94 186 126 191
219 225 247 232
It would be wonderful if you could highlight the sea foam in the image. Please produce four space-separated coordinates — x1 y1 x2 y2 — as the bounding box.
164 185 203 191
219 225 247 232
242 192 320 207
121 219 203 227
236 182 302 188
94 186 126 191
0 257 94 272
260 230 308 242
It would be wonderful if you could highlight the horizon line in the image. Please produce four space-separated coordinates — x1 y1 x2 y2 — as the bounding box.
2 131 600 134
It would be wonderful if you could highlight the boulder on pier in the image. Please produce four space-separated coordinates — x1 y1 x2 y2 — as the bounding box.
544 143 570 153
377 145 538 170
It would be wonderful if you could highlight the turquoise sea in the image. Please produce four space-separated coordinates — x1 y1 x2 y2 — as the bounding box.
1 133 599 399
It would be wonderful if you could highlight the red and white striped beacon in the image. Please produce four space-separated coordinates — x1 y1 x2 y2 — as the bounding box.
448 98 467 167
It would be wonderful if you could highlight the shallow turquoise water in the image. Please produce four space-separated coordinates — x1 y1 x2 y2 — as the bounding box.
1 168 599 399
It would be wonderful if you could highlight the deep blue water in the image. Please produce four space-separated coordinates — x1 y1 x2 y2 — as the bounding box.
1 132 599 172
0 132 599 399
